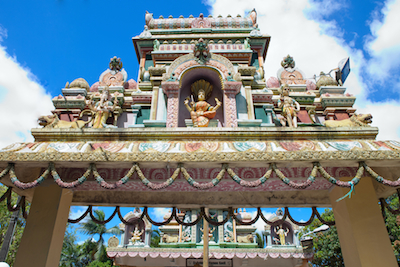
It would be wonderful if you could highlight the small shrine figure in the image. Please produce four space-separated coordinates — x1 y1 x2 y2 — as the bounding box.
200 226 215 241
153 39 160 51
277 84 300 127
87 86 118 128
130 226 144 244
275 225 289 245
184 79 221 127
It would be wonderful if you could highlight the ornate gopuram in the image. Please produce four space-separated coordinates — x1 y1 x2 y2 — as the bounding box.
1 9 400 267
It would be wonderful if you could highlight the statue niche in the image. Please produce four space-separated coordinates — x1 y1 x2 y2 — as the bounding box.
184 80 222 127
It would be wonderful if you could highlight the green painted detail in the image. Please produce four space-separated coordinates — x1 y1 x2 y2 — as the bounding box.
136 107 151 125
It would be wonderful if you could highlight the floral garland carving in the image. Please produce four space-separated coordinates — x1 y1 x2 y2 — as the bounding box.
92 163 136 189
180 165 226 190
1 161 397 202
10 164 49 189
136 164 181 190
51 162 91 189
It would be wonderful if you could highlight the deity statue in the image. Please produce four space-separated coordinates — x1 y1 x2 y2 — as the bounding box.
130 226 144 244
153 39 160 51
184 79 221 127
277 84 300 127
87 86 118 128
275 225 289 245
200 226 215 241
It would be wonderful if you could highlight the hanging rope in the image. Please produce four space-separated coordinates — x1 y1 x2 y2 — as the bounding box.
316 162 364 201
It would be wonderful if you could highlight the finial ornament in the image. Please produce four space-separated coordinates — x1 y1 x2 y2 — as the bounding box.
109 56 123 71
193 38 211 64
281 55 295 69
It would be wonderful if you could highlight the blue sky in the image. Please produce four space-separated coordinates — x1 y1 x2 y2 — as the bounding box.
1 0 400 244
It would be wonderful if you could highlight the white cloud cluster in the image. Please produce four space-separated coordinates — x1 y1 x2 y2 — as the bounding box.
0 30 53 149
150 207 172 222
209 0 400 140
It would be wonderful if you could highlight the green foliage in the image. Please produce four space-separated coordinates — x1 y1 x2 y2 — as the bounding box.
382 193 400 264
86 259 114 267
0 185 28 266
300 209 344 267
255 232 264 248
150 229 160 247
79 209 122 260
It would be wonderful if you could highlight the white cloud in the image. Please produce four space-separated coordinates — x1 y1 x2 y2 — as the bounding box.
0 26 53 149
364 0 400 92
368 0 400 52
209 0 400 140
69 206 89 223
150 207 172 222
249 209 274 235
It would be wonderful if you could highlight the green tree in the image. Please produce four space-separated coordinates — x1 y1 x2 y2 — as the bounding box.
86 259 114 267
255 232 264 248
382 193 400 264
60 226 97 267
0 185 28 266
300 209 344 267
150 229 160 247
79 209 121 261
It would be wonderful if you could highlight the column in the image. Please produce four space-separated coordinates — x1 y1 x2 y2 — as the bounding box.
148 66 166 121
329 176 397 267
223 82 241 127
238 67 256 120
162 82 180 127
14 185 73 267
144 229 151 247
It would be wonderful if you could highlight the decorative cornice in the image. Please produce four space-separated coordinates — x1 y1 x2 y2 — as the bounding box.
29 127 379 142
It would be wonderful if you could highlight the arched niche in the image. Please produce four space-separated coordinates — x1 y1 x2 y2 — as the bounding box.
123 218 145 245
177 66 224 127
271 221 294 245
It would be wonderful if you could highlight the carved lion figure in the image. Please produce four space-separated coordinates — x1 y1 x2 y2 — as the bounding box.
38 114 92 129
324 113 372 128
237 234 254 243
162 234 179 243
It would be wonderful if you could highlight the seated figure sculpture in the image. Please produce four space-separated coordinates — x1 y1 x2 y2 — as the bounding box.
277 84 300 127
87 86 118 128
130 226 144 244
184 80 222 127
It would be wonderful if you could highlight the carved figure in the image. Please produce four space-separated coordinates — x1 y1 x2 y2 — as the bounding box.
153 39 160 51
162 234 179 243
275 225 289 245
130 226 144 244
278 84 300 127
200 226 215 241
237 234 254 243
193 38 210 64
184 80 221 127
224 231 233 242
38 113 92 129
324 114 372 128
244 37 251 50
182 231 191 242
86 87 118 128
281 55 295 69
